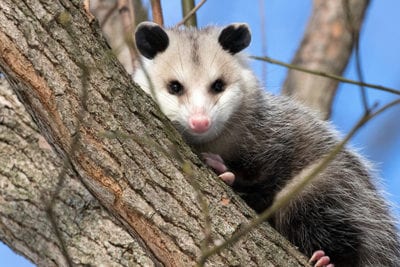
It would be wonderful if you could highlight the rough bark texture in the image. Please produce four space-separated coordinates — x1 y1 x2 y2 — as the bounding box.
0 78 153 266
0 1 309 266
282 0 370 119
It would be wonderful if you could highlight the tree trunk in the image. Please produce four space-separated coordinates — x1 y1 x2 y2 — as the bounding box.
0 1 308 266
282 0 370 119
0 77 154 266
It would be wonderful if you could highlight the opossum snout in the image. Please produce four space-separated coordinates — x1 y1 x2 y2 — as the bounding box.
189 114 210 133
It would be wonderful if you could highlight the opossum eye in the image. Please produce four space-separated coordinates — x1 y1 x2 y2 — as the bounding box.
167 80 184 95
210 79 225 94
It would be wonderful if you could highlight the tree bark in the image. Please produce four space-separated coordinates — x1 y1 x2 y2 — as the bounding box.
282 0 370 119
0 77 154 266
0 1 308 266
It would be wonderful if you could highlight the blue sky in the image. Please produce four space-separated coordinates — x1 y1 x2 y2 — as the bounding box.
2 1 399 266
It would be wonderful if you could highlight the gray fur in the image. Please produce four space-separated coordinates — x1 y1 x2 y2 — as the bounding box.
134 22 400 266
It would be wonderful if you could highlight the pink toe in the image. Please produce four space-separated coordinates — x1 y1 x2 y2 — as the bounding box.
315 256 330 267
309 250 325 263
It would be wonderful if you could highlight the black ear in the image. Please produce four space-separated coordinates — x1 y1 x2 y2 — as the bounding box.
218 23 251 54
135 22 169 59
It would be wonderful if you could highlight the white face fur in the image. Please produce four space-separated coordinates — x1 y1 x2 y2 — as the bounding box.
134 22 257 144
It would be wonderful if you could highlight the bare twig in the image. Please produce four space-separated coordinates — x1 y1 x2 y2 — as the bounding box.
181 0 198 27
46 164 74 267
99 2 118 28
118 0 137 71
176 0 206 27
197 98 400 266
343 0 370 114
252 55 400 95
182 161 213 253
45 12 92 267
150 0 164 25
83 0 95 22
258 0 267 84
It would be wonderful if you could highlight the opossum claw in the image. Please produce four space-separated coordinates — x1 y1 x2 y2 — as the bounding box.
218 172 235 185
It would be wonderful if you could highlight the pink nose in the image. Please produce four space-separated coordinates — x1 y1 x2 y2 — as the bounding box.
189 114 210 133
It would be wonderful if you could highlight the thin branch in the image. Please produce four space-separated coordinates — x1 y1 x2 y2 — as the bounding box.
198 98 400 266
99 2 118 28
181 0 198 27
45 12 92 267
176 0 207 27
343 0 370 114
150 0 164 26
251 55 400 95
258 0 267 84
46 161 74 267
182 161 213 253
83 0 95 22
118 0 137 72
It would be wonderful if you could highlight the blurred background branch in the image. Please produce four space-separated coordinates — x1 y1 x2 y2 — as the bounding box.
177 0 206 27
150 0 164 25
282 0 370 119
181 0 198 27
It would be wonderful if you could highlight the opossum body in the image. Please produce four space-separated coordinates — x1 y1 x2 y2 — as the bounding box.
134 22 400 266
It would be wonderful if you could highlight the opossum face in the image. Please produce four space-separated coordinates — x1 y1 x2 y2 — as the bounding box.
134 22 253 144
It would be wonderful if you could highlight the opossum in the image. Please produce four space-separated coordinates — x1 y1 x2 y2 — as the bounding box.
133 21 400 266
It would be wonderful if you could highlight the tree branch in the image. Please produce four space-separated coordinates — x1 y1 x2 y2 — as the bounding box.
176 0 206 27
342 0 370 114
117 0 137 71
0 78 155 266
181 0 198 27
252 56 400 95
0 1 309 266
151 0 164 26
282 0 370 119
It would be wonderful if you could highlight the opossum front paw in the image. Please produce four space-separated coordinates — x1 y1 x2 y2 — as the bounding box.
309 250 334 267
201 153 235 185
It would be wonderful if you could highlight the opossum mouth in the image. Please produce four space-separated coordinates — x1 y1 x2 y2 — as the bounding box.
172 120 220 144
183 127 218 144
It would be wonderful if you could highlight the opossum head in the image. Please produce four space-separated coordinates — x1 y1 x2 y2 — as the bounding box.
134 22 257 144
